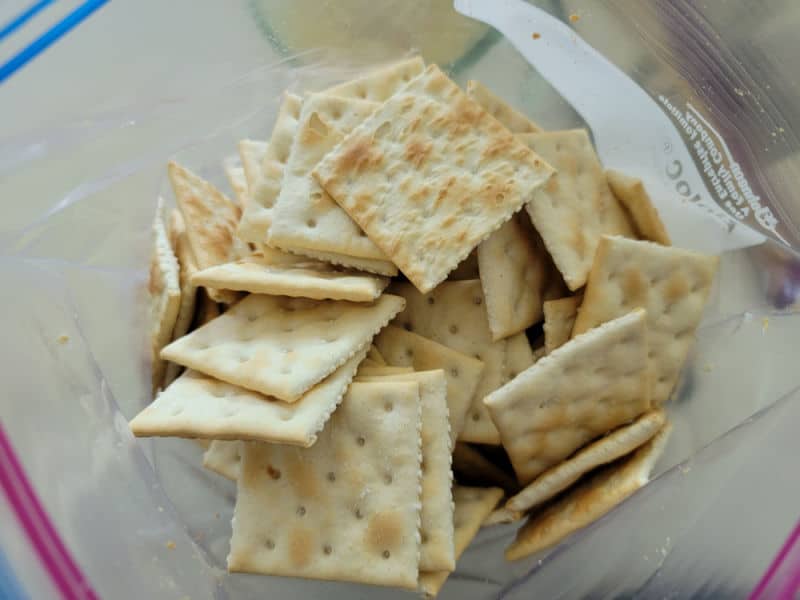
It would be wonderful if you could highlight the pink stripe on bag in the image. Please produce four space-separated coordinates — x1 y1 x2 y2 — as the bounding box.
749 518 800 600
0 424 99 600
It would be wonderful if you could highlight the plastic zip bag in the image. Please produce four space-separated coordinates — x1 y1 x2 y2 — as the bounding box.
1 3 800 597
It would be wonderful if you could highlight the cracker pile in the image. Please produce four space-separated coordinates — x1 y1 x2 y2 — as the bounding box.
133 58 718 595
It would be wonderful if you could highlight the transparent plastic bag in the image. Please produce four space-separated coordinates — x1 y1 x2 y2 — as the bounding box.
1 2 799 598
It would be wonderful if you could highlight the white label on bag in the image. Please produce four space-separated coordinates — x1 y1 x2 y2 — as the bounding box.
658 96 786 243
454 0 777 254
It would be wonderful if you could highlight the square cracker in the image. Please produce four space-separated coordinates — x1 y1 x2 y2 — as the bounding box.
572 235 718 404
505 409 666 516
356 370 455 572
161 292 405 402
506 422 672 561
238 93 303 244
518 130 635 291
391 280 535 444
606 169 671 245
324 56 425 101
228 380 424 589
163 209 198 387
314 64 554 293
466 80 542 133
542 295 582 354
418 486 504 598
268 93 390 261
203 439 241 481
373 325 483 444
477 211 548 340
130 347 368 446
191 254 389 302
149 199 181 394
167 161 241 303
485 309 651 484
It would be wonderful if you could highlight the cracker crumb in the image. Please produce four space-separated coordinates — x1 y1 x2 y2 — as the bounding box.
532 32 541 40
166 541 176 550
569 13 580 22
762 316 769 332
57 335 69 344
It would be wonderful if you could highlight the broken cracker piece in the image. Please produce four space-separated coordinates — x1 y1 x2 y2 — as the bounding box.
606 169 671 245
